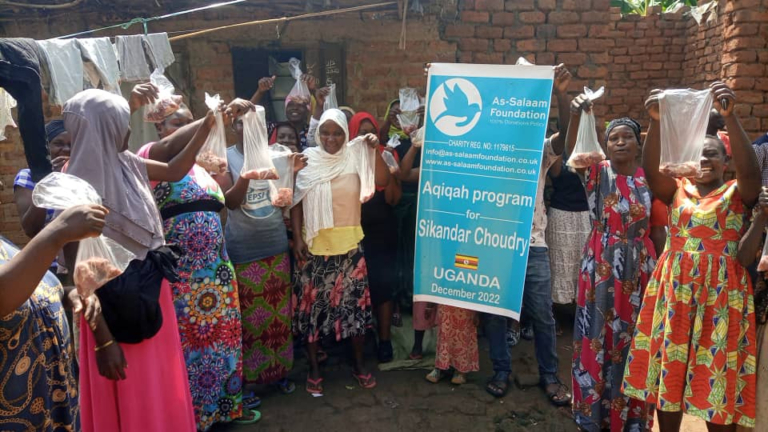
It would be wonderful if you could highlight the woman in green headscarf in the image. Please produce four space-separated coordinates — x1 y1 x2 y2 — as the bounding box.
379 98 432 359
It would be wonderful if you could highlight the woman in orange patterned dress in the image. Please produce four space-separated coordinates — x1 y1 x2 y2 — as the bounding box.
425 305 480 385
623 83 762 432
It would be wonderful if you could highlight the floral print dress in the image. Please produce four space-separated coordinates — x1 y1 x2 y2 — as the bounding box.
624 179 756 428
140 144 243 432
572 161 657 432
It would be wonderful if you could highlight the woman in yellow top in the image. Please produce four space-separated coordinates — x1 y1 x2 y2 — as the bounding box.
291 108 390 394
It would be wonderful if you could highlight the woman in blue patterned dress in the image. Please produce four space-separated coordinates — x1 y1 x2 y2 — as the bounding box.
135 94 259 429
0 200 107 431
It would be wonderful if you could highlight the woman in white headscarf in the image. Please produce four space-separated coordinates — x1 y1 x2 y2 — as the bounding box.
62 89 250 432
291 108 390 394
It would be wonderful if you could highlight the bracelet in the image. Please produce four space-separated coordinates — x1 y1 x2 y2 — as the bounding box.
94 339 115 352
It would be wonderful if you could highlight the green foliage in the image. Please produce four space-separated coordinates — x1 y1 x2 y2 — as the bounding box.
610 0 697 15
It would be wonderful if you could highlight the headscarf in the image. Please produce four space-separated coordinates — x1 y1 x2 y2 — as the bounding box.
348 112 380 139
64 89 164 260
45 120 66 143
385 99 407 140
293 109 376 248
605 117 642 144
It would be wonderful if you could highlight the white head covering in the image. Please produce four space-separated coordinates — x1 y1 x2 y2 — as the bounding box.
64 89 164 259
294 109 376 248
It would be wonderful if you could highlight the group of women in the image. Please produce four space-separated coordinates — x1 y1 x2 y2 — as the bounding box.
562 82 766 432
2 62 768 432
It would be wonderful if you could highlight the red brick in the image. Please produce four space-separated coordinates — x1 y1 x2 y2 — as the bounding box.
547 39 577 52
610 47 628 56
492 12 517 26
460 0 475 10
588 25 610 38
582 11 611 23
445 23 476 38
519 11 546 24
535 24 557 39
614 55 631 64
725 63 765 77
557 24 588 38
724 37 766 52
474 0 504 11
616 22 635 32
459 38 490 51
724 23 759 38
630 71 650 80
578 38 615 52
735 90 764 104
459 51 474 63
476 26 504 38
506 24 535 38
557 53 587 65
536 52 555 65
589 52 609 63
504 0 534 10
548 11 579 24
728 77 756 90
721 50 758 65
578 65 607 78
461 10 490 23
562 0 591 10
536 0 555 10
474 52 504 63
494 39 513 51
741 118 761 132
724 0 761 12
648 70 667 79
592 0 610 8
732 10 768 24
755 78 768 91
517 38 547 52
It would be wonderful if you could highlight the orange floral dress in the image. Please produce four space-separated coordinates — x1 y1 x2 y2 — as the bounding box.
435 306 479 373
623 179 757 427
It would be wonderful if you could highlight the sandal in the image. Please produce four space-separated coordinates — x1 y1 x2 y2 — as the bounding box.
485 371 510 398
306 377 324 394
542 381 572 407
242 391 261 410
232 408 261 425
273 378 296 395
353 372 377 389
451 372 467 385
521 324 534 341
506 328 520 348
425 368 446 384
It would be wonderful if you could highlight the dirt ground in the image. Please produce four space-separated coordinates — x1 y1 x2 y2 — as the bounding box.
212 319 707 432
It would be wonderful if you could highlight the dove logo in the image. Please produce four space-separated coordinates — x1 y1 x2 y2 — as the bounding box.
429 78 483 137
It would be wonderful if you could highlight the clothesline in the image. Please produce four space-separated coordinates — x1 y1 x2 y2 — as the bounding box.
168 1 398 41
58 0 246 39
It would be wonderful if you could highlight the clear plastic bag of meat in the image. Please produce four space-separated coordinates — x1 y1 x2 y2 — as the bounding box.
381 150 399 174
397 87 421 135
286 58 311 109
31 172 135 297
268 144 294 207
241 106 278 181
323 83 339 111
567 86 606 169
196 93 228 175
659 88 714 178
143 69 182 123
411 126 425 148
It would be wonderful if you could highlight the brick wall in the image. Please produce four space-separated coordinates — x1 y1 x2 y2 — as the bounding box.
1 0 766 243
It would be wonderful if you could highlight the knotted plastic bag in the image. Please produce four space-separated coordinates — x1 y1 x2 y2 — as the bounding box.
659 89 714 178
397 87 421 135
241 106 278 180
32 172 135 297
143 69 182 123
567 86 606 169
411 126 425 148
286 58 311 110
324 83 339 111
387 134 401 149
196 93 228 174
268 144 294 207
